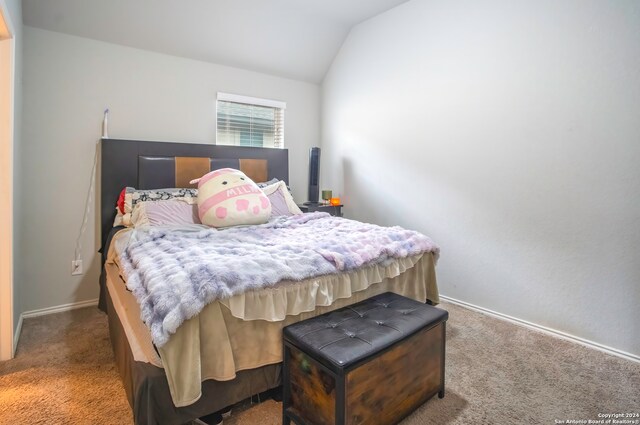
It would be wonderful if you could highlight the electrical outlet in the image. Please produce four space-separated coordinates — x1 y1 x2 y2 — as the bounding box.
71 260 83 276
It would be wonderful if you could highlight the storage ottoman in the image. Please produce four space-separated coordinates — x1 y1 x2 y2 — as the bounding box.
282 292 448 425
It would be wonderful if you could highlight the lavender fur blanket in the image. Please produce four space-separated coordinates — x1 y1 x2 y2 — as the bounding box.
119 212 439 347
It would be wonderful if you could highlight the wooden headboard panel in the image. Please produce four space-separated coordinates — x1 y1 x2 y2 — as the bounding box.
100 138 289 247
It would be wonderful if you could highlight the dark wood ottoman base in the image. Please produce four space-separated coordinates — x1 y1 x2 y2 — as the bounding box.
282 292 448 425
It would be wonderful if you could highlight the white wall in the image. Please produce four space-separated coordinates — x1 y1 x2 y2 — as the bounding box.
322 0 640 356
19 27 320 313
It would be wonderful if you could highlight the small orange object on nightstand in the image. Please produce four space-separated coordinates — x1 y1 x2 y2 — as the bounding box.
329 197 341 206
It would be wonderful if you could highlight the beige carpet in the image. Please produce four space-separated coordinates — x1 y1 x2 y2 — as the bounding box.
1 302 638 425
0 307 131 424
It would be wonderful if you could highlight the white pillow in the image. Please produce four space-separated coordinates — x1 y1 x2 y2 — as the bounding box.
130 200 201 227
261 181 302 216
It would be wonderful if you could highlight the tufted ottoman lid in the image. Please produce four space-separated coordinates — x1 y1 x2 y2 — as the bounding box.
283 292 448 372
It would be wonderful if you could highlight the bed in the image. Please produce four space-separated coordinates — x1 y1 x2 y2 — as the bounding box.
98 138 440 425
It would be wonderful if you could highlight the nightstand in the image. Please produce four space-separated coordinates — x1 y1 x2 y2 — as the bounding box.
298 203 343 217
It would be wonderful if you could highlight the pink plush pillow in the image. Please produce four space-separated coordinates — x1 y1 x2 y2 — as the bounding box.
191 168 272 228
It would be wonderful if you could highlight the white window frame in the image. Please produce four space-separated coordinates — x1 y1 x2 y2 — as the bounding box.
217 92 286 110
216 92 286 149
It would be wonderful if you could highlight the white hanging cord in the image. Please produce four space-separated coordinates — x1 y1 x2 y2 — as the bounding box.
74 138 100 262
74 109 109 263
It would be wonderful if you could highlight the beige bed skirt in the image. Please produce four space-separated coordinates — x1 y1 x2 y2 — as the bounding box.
106 252 438 407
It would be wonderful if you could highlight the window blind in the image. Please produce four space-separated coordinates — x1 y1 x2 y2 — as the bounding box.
216 97 285 148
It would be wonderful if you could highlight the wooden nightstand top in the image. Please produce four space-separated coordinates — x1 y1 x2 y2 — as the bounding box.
297 203 343 217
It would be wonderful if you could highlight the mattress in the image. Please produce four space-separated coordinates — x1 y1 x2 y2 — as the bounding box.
106 227 439 407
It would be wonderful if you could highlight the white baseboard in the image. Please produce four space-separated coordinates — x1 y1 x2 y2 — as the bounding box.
12 298 99 355
12 314 22 357
440 295 640 364
21 298 99 319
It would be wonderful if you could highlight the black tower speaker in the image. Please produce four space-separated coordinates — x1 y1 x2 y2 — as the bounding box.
305 147 321 205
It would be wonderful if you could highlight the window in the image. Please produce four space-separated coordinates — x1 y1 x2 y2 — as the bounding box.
216 93 286 148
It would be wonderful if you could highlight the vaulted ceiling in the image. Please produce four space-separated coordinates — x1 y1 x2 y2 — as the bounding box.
22 0 409 83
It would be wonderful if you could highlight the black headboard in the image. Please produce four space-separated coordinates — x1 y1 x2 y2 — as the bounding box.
100 138 289 248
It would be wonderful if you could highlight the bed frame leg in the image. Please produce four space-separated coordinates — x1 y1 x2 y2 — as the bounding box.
438 321 446 399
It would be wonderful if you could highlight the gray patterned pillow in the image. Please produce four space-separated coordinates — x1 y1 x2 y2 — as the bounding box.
116 187 198 227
